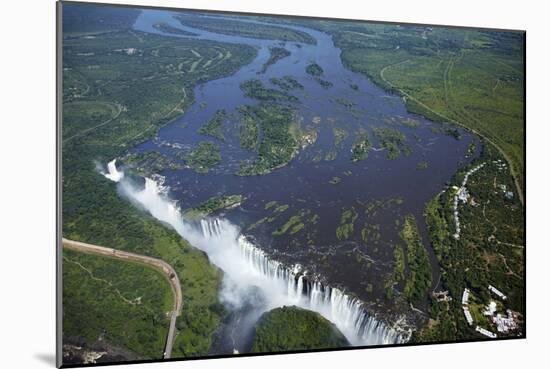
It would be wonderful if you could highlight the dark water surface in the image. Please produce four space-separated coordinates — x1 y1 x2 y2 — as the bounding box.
131 10 480 325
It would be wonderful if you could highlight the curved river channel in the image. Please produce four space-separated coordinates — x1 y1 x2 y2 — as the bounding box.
108 9 482 353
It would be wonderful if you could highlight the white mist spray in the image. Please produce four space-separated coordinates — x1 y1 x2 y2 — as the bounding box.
101 165 405 346
103 159 124 182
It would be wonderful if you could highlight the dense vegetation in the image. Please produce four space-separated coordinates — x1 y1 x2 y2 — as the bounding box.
62 16 257 358
240 79 299 103
399 215 432 305
238 105 260 151
259 46 291 74
175 14 316 44
121 151 182 177
306 62 324 76
372 126 411 159
183 195 243 219
269 76 304 91
198 109 227 141
351 130 371 161
272 209 312 237
181 141 221 173
251 306 349 352
336 207 358 240
236 104 299 175
414 146 524 342
63 248 172 359
332 127 348 147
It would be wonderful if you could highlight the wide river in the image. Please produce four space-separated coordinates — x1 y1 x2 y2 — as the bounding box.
125 9 481 353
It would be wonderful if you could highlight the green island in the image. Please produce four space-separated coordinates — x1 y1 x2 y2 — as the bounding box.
336 207 359 240
152 22 198 36
269 76 304 91
272 209 311 236
315 78 333 88
183 195 243 219
372 126 411 160
334 97 356 109
238 105 260 151
247 200 293 231
175 14 316 44
180 141 221 173
399 214 433 305
198 109 227 141
306 62 324 76
259 46 291 74
236 103 300 176
251 306 349 352
62 6 257 358
332 127 349 147
351 130 371 161
121 151 183 177
240 79 299 103
324 149 337 161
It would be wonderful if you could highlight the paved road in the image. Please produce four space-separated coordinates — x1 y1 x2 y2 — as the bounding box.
62 238 182 359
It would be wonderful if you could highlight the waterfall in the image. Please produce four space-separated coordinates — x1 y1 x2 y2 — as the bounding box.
102 159 124 182
108 170 406 347
203 218 404 346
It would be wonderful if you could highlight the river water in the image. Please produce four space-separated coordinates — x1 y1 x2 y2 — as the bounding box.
119 9 481 353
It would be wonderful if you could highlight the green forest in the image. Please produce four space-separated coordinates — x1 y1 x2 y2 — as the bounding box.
251 306 349 352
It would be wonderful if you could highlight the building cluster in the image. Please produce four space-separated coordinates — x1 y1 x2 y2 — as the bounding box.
453 163 486 239
492 310 519 333
483 301 518 333
459 284 520 339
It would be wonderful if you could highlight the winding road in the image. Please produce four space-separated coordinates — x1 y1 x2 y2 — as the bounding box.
62 238 182 359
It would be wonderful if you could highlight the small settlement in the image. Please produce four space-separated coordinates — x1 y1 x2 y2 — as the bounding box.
461 284 520 338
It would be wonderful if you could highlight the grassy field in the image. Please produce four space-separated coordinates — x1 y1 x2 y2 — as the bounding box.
63 248 173 359
62 5 257 359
